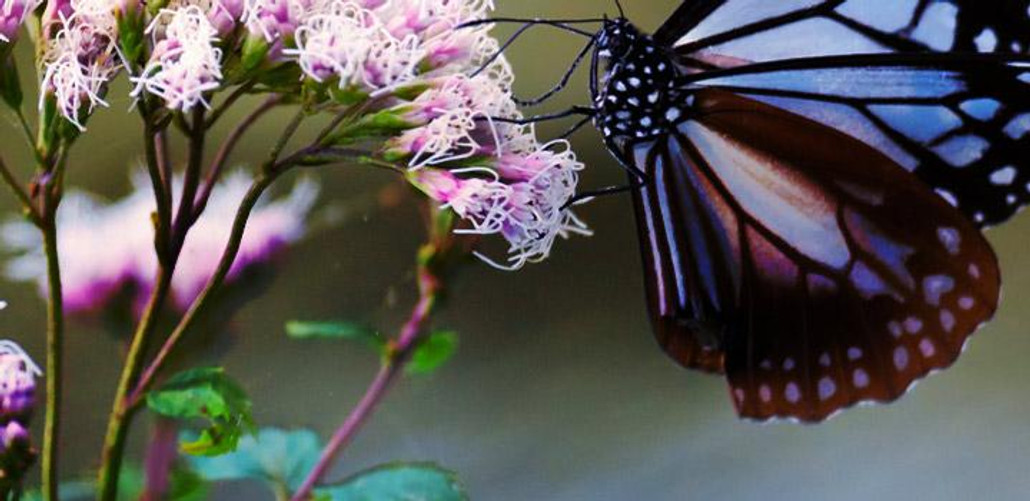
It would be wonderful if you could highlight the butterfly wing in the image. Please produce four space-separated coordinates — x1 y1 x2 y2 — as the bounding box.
682 54 1030 227
629 88 999 422
655 0 1030 58
652 1 1030 227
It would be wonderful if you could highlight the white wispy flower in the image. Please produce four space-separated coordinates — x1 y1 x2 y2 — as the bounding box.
130 6 224 110
284 0 377 84
39 16 119 130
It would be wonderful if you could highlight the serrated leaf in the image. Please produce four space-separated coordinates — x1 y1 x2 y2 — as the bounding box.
286 320 385 351
406 331 458 375
314 463 467 501
147 367 255 456
188 427 322 493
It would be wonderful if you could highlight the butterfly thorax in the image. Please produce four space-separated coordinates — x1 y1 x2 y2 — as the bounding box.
593 19 682 144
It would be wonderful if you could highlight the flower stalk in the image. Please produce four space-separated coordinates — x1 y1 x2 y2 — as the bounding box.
289 206 460 501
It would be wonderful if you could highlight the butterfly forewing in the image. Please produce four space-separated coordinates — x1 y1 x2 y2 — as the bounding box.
657 0 1030 58
653 0 1030 227
683 55 1030 227
628 89 999 422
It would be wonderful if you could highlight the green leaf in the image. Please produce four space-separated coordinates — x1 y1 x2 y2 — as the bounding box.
286 320 384 350
406 331 458 376
147 367 255 456
188 427 322 493
314 463 467 501
1 54 22 110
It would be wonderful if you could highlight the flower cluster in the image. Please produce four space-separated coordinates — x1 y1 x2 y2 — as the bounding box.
0 340 39 490
3 172 318 312
32 0 589 268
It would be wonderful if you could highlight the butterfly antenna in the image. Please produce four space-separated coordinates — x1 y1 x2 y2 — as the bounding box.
514 36 595 106
614 0 626 17
465 18 601 78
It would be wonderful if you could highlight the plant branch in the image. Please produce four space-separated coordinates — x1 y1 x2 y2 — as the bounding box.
193 94 283 217
0 156 41 224
289 211 451 501
141 112 173 264
170 107 206 251
205 81 257 129
96 268 174 501
126 172 279 409
39 211 63 501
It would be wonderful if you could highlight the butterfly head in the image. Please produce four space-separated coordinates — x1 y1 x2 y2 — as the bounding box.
595 17 640 61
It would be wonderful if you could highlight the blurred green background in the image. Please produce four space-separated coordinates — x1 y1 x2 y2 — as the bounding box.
3 0 1030 499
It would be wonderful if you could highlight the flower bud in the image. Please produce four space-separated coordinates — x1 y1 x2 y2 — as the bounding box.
0 341 40 493
0 0 41 44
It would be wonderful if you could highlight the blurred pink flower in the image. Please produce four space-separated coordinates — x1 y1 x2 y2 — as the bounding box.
3 172 318 312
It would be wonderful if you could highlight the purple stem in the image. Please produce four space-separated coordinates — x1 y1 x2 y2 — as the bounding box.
289 268 440 501
141 418 178 501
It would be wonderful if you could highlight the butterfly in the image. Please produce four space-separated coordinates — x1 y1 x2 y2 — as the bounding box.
472 0 1030 422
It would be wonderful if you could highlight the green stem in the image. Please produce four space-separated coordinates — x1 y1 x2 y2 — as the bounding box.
95 270 173 501
0 157 40 224
126 173 279 409
40 213 63 501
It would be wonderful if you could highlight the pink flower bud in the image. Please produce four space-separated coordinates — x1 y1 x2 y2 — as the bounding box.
0 0 41 43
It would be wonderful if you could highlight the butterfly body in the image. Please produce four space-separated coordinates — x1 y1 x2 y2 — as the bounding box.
593 20 683 146
571 2 1030 422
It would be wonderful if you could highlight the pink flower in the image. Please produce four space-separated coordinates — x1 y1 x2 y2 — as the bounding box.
242 0 312 44
130 6 224 111
0 0 41 43
39 17 120 129
0 340 40 422
285 0 377 84
410 139 589 270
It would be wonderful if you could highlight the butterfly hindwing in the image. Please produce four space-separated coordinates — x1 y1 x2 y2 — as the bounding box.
628 89 1000 421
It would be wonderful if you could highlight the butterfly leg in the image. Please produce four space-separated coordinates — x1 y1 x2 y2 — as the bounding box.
563 145 649 208
490 106 596 125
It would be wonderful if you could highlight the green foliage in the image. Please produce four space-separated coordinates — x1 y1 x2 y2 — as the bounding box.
406 331 459 375
314 463 468 501
189 427 322 494
147 367 255 456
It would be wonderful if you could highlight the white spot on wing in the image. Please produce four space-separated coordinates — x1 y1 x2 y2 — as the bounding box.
785 382 801 403
937 227 961 255
923 275 955 306
990 166 1017 186
894 346 910 370
940 309 956 333
853 368 870 388
919 338 936 358
818 377 837 401
759 384 772 403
